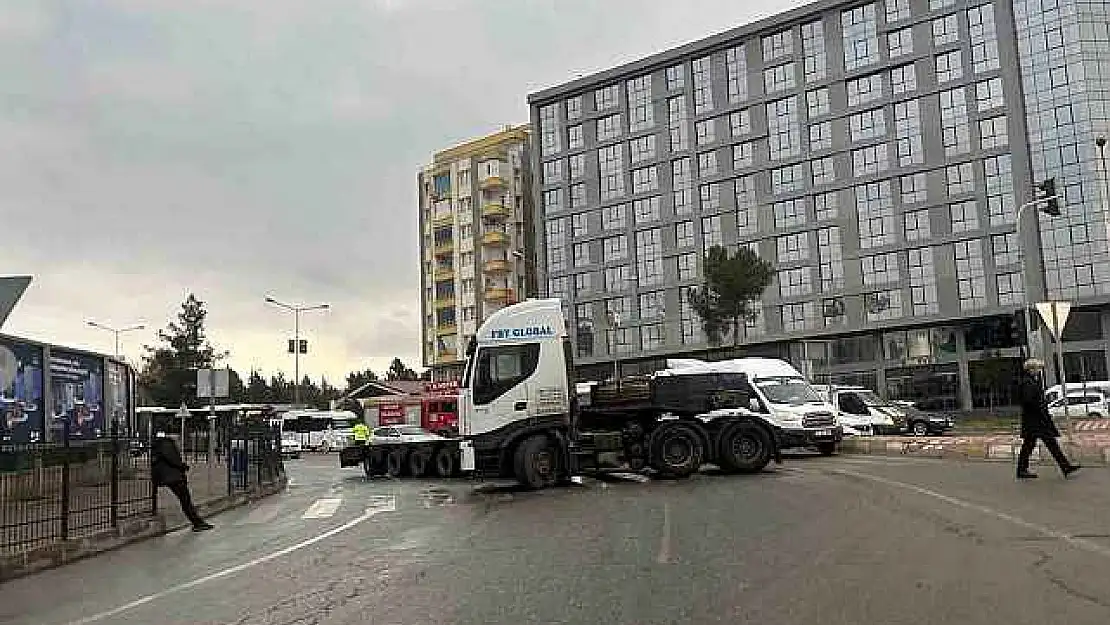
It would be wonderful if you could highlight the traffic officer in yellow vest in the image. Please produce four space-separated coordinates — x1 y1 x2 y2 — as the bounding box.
352 421 371 446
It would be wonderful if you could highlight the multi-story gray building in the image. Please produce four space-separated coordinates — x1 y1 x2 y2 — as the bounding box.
528 0 1110 410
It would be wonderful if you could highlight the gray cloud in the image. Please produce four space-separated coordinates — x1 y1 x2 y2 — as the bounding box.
1 0 803 381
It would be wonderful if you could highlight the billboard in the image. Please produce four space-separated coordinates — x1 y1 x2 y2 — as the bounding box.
0 336 45 444
106 360 131 436
50 350 105 439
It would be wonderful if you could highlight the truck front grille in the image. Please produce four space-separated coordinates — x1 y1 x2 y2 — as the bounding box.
802 412 837 428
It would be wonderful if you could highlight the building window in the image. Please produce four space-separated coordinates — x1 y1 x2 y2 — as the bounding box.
806 88 830 118
904 209 931 242
849 107 886 142
939 87 970 155
540 104 561 156
735 176 758 236
676 221 695 248
630 135 656 165
997 272 1024 306
975 77 1005 111
847 73 883 107
931 14 959 46
570 182 587 209
811 157 836 185
984 154 1014 225
726 45 748 103
569 153 585 179
695 119 716 146
865 289 903 322
887 0 911 23
729 109 751 137
935 50 963 84
631 166 659 194
809 121 833 151
815 192 838 221
698 150 718 177
767 96 801 160
856 180 895 249
842 4 879 71
852 144 889 177
692 56 713 114
672 157 693 215
565 96 582 121
949 200 980 233
571 212 589 238
771 164 805 195
573 241 591 267
699 183 721 212
992 232 1020 267
575 273 593 296
627 75 654 132
900 172 927 205
641 324 665 351
597 114 623 142
968 3 1000 73
595 84 620 111
946 162 975 195
762 30 793 61
667 96 689 152
774 198 807 229
701 215 723 247
677 252 698 281
779 267 813 298
603 235 628 263
548 276 569 299
633 196 661 224
543 188 563 214
893 99 923 166
598 144 625 201
604 265 634 291
888 27 913 58
891 64 916 94
542 160 563 185
978 116 1008 149
861 252 899 286
763 63 797 94
801 20 827 83
568 125 584 150
817 227 844 291
546 219 567 271
907 247 939 315
666 64 685 90
732 142 753 170
777 232 810 263
602 203 627 230
636 228 663 287
955 239 987 310
680 290 703 344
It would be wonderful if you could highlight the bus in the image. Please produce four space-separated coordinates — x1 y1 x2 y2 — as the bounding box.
278 410 358 452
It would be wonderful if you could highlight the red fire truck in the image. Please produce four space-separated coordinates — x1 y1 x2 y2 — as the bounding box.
374 381 459 437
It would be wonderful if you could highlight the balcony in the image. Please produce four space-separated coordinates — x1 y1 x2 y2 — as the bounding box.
432 212 454 227
479 175 506 190
436 349 458 362
433 240 454 255
481 231 509 247
484 287 513 302
483 258 510 273
436 322 457 336
482 203 510 219
433 266 455 281
434 296 455 309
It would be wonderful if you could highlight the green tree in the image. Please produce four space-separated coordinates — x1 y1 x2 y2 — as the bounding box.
385 357 418 382
139 293 228 407
345 368 379 392
687 245 774 346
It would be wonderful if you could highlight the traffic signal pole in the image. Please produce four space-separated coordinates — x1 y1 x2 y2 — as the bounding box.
1015 179 1061 360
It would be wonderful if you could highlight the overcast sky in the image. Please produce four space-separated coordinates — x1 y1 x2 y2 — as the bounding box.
1 0 807 384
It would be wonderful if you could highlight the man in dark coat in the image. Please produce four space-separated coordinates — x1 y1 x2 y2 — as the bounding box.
1016 358 1080 479
152 432 214 531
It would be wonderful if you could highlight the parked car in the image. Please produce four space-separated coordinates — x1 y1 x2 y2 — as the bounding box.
281 434 303 459
1048 391 1110 419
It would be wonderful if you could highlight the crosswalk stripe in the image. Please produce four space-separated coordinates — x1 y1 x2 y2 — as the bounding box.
302 498 343 519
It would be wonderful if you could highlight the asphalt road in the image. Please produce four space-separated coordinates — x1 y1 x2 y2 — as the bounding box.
3 453 1110 625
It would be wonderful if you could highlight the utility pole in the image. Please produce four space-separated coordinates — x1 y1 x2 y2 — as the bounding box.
265 297 329 407
1014 177 1062 359
86 320 145 358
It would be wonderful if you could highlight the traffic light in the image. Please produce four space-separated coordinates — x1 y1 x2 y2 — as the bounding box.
288 339 295 354
1037 177 1060 216
299 339 308 354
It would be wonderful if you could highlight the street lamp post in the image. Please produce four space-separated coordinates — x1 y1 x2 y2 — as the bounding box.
1014 187 1062 360
86 321 145 359
265 297 329 408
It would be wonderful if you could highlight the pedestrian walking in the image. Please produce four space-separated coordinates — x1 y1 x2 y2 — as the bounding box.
1016 358 1081 480
152 431 214 531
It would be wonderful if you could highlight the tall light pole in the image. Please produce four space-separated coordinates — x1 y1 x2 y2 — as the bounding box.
264 297 329 407
1015 179 1062 360
86 320 145 359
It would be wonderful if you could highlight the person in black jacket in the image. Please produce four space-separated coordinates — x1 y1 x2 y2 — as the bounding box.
1016 358 1080 480
151 432 213 531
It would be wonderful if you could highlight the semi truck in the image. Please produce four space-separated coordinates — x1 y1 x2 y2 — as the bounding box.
341 298 842 488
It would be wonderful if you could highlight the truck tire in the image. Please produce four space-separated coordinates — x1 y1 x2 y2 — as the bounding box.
434 447 456 478
386 448 406 477
513 434 558 490
717 422 773 473
408 449 431 477
648 423 704 478
817 442 838 456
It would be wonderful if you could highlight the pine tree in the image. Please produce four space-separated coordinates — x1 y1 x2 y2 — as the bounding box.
687 246 774 346
139 293 227 407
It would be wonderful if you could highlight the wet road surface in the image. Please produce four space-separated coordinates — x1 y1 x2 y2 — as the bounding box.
3 453 1110 624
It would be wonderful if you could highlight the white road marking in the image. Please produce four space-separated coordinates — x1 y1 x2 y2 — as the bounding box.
656 501 673 564
830 468 1110 559
301 498 343 519
65 496 397 625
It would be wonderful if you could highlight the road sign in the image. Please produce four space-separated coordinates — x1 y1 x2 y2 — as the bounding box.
0 276 32 329
1035 301 1072 341
197 368 231 398
177 403 190 418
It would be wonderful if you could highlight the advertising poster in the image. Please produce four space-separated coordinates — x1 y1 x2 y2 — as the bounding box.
106 360 131 436
50 350 105 440
0 336 45 444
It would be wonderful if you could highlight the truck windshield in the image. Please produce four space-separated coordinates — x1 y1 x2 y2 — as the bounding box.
754 377 823 405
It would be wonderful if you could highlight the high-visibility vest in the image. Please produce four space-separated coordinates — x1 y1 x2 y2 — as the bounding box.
353 424 370 442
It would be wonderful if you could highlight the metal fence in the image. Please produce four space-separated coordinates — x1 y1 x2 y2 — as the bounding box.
1 420 284 556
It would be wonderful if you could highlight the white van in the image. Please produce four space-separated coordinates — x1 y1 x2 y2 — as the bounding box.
1045 381 1110 405
663 358 843 454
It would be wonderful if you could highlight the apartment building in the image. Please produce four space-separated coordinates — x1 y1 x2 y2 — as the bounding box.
528 0 1110 410
418 125 535 382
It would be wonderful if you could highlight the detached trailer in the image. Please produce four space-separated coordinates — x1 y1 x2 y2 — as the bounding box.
341 298 842 489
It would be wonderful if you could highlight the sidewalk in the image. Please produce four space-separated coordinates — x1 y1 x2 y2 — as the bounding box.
842 431 1110 465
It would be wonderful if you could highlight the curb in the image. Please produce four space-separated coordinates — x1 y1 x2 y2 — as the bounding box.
0 477 287 584
840 438 1110 466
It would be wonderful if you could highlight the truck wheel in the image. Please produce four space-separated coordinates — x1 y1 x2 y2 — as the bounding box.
817 442 838 456
911 421 929 437
648 423 704 478
717 423 773 473
386 449 406 477
514 434 558 490
434 447 456 478
408 450 431 477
